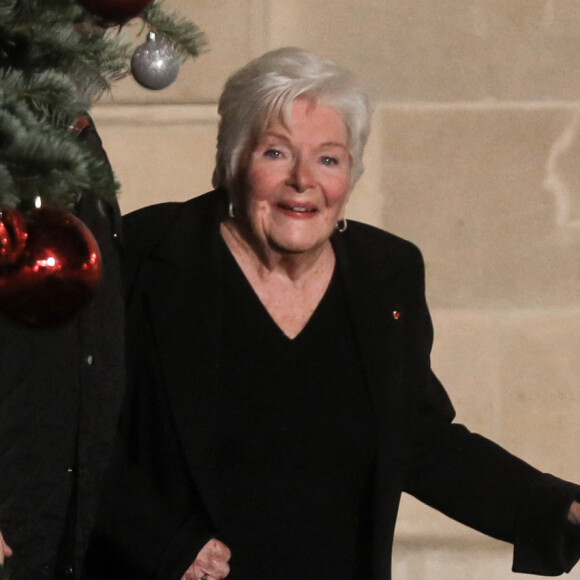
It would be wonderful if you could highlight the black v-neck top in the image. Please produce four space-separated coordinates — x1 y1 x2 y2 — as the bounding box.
214 242 376 579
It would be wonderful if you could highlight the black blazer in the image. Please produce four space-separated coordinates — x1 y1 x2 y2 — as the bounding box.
85 189 580 580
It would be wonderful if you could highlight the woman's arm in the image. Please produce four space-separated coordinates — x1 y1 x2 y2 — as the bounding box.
401 244 580 575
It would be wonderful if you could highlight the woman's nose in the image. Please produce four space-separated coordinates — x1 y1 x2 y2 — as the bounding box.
288 158 314 192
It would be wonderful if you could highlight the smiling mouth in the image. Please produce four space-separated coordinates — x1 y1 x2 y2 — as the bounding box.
278 203 317 214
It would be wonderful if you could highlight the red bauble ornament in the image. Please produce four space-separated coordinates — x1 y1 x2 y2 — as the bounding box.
0 208 27 267
78 0 154 22
0 207 101 327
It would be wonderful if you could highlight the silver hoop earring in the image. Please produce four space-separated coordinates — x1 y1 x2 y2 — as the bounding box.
336 218 348 233
228 201 235 219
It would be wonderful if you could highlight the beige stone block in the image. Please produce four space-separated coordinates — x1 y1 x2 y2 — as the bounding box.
377 105 580 309
345 112 386 229
394 496 580 578
393 307 580 575
393 534 572 579
92 105 218 214
497 309 580 482
100 0 264 104
266 0 580 102
429 309 500 437
395 493 485 541
394 497 530 578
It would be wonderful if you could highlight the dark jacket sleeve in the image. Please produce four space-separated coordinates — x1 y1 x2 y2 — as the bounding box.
400 246 580 575
83 205 214 580
513 474 580 575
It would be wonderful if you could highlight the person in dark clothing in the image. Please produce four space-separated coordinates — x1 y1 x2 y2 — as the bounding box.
0 116 125 580
84 47 580 580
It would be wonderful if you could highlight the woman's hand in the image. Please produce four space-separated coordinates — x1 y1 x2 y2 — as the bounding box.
0 527 13 567
569 501 580 526
181 538 231 580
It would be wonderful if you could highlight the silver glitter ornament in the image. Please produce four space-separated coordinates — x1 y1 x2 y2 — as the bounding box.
131 31 180 90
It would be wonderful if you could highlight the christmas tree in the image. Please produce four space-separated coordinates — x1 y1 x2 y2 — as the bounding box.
0 0 206 210
0 0 206 326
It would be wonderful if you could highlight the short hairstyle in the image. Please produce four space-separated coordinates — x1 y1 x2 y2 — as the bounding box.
212 47 372 192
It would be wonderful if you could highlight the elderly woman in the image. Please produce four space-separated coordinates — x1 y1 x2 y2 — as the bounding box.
84 48 580 580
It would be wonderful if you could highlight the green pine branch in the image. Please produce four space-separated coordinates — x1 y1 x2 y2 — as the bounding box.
143 1 208 59
0 94 118 209
2 69 87 120
0 0 16 22
0 0 207 211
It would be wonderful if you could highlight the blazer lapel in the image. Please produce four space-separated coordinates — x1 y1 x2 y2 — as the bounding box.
333 227 408 441
333 226 413 578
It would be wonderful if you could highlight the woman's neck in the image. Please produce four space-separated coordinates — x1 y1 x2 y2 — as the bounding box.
220 219 336 339
219 219 335 285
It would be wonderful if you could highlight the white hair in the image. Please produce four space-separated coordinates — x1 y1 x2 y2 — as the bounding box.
212 47 372 193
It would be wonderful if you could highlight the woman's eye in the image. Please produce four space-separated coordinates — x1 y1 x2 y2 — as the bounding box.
320 156 339 166
264 149 283 159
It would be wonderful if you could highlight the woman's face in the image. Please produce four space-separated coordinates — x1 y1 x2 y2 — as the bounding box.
239 98 352 257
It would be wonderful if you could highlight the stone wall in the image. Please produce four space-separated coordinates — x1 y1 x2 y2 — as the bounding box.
93 2 580 577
